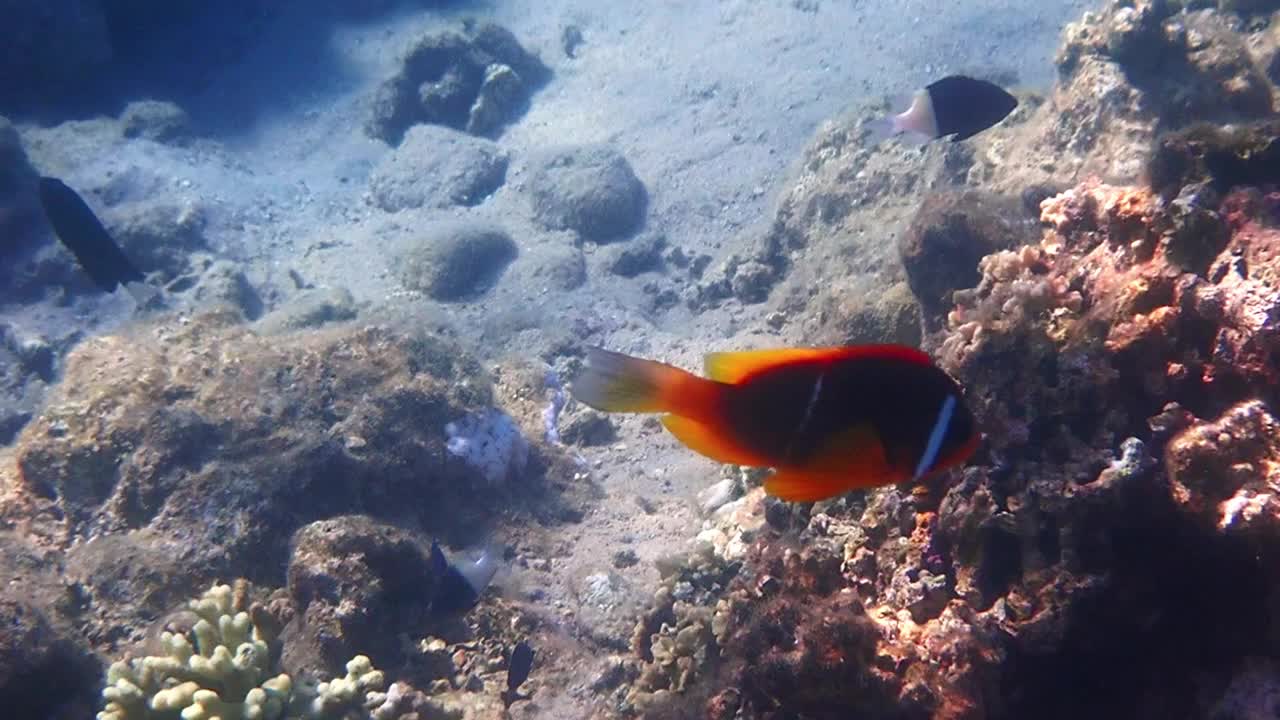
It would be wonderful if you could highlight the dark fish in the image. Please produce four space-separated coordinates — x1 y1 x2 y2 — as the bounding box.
430 539 499 616
570 345 980 503
870 75 1018 144
37 177 153 302
502 640 534 707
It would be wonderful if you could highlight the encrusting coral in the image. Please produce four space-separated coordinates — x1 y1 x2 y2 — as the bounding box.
97 581 405 720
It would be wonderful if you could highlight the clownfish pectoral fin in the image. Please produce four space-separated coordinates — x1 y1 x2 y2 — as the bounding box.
764 424 898 503
764 470 857 503
802 423 891 476
703 348 833 384
660 415 768 467
571 347 697 414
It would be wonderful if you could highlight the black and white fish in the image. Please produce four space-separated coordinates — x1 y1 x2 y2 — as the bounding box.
430 539 500 616
502 640 535 708
37 176 159 306
868 75 1018 145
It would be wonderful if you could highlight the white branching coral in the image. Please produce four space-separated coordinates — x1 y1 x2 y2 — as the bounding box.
97 582 397 720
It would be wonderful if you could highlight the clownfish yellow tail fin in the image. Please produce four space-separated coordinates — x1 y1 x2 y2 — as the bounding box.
571 346 718 416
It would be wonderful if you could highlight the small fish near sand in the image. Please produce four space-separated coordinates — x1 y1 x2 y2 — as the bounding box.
37 176 160 306
570 345 980 503
501 640 535 708
430 539 501 616
868 75 1018 145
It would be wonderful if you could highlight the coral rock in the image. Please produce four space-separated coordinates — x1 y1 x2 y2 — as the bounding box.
366 22 550 144
285 516 435 677
900 190 1036 328
1 310 496 653
527 145 648 243
1166 400 1280 533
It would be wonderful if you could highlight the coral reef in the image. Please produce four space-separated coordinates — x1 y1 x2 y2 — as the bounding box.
5 2 1280 719
625 171 1280 718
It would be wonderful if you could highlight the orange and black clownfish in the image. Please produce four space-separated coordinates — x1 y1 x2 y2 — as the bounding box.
569 344 980 503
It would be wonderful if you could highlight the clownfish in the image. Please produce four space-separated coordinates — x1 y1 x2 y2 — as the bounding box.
569 344 980 503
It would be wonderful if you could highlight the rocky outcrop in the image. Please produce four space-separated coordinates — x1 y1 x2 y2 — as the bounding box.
366 22 551 145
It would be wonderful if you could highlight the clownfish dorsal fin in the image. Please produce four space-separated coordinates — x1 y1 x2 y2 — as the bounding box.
703 348 835 384
703 344 936 384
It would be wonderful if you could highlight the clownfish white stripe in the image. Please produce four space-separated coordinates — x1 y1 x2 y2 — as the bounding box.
914 393 956 481
784 372 826 460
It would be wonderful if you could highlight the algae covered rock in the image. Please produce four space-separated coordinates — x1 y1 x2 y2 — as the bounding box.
527 145 648 243
397 220 518 300
900 189 1036 327
366 22 550 144
106 198 211 282
1056 0 1275 127
0 536 100 720
285 516 435 675
369 125 509 212
120 100 192 144
523 242 587 292
599 231 666 278
1146 118 1280 200
185 258 265 320
254 287 358 335
815 280 924 347
0 322 58 445
4 309 497 646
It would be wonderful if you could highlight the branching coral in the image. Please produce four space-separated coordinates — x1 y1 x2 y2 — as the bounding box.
97 582 402 720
